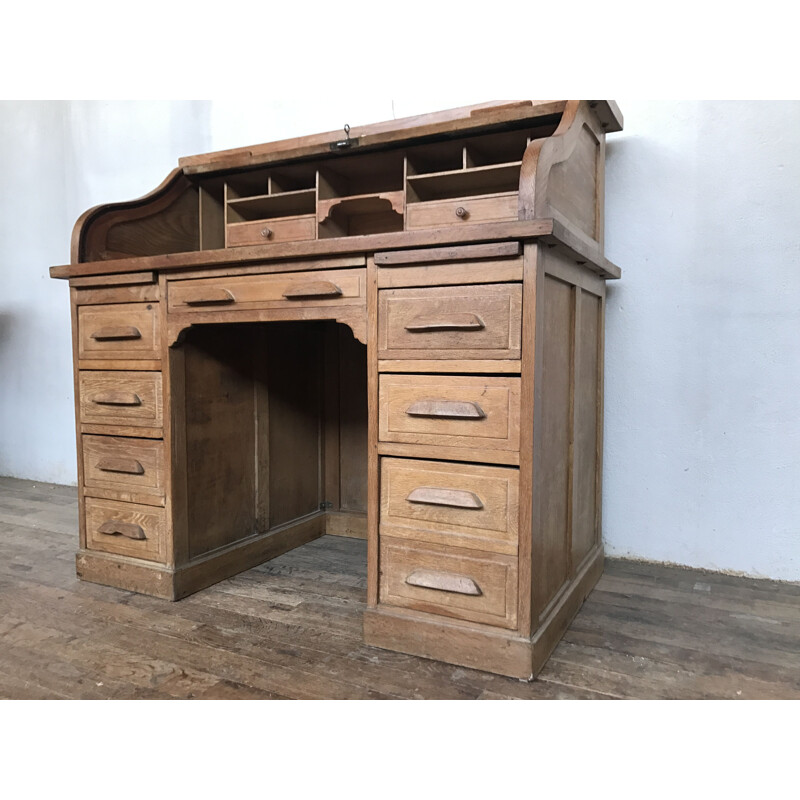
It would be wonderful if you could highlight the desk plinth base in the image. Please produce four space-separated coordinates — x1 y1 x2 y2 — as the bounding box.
364 546 604 680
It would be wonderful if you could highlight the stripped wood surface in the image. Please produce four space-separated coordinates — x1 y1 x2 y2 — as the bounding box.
1 477 798 700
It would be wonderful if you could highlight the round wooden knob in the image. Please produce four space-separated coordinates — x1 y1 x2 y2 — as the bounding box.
455 206 469 219
261 227 273 239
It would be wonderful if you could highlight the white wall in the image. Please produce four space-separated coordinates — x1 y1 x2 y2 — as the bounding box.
0 100 797 581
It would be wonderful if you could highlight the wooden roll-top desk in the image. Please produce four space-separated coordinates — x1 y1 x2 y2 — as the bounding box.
50 100 623 679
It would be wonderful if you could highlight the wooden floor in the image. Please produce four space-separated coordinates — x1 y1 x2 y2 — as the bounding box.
1 476 799 700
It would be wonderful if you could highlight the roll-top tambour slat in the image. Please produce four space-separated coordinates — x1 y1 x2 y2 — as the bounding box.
92 392 142 406
406 400 485 419
282 281 342 299
405 568 482 596
406 487 484 509
181 287 236 305
96 457 145 475
405 313 484 332
98 520 147 540
90 326 142 341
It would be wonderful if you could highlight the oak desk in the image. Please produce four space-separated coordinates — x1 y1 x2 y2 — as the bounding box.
50 100 623 679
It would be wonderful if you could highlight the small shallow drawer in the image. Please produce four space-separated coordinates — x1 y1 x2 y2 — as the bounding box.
379 374 520 453
406 193 518 231
379 537 518 629
85 497 166 562
78 302 160 360
78 371 163 429
380 458 519 555
168 268 365 313
378 283 522 360
226 215 316 248
82 435 165 498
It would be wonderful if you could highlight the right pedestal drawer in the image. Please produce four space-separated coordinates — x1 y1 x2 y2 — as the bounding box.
379 537 518 630
380 457 518 555
378 283 522 360
378 374 520 453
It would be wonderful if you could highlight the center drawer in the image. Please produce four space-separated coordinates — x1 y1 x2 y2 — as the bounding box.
378 283 522 360
168 268 365 313
379 374 520 453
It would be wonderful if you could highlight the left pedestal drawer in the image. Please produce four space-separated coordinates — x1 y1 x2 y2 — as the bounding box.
85 498 167 562
82 435 165 499
78 371 163 428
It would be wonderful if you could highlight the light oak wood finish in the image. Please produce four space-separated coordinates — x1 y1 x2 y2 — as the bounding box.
78 370 163 429
378 283 522 360
51 101 623 680
82 435 165 503
379 537 518 629
380 457 518 554
78 302 160 360
85 497 167 563
379 374 521 454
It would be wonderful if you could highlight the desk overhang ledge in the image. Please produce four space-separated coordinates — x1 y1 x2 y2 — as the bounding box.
51 218 621 282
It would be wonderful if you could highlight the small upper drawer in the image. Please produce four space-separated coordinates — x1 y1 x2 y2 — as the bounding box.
168 268 365 313
381 457 519 554
378 283 522 360
85 497 166 562
82 435 165 499
79 371 163 429
226 215 316 248
406 193 518 231
379 374 520 453
78 302 160 360
379 537 518 629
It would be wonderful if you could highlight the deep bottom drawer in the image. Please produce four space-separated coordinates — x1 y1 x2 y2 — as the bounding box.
379 537 518 629
85 497 166 563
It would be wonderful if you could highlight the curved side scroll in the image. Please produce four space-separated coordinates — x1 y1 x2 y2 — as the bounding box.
518 100 607 245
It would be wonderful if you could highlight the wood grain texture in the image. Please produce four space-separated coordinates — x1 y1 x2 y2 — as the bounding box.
78 371 163 429
5 477 800 699
85 497 166 562
378 283 522 360
379 374 521 454
78 302 160 360
82 435 165 501
380 457 518 554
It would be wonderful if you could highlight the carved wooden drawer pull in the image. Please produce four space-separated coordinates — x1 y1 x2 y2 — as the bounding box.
405 400 486 419
96 457 145 475
90 326 142 341
181 287 236 305
98 520 147 540
282 281 343 299
406 487 484 509
405 569 482 596
92 392 142 406
405 313 485 332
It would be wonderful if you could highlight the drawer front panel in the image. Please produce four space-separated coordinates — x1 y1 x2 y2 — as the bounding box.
380 458 518 554
82 435 165 496
406 193 518 231
379 537 518 629
227 215 316 248
379 374 520 452
78 371 163 429
168 268 365 312
85 497 166 562
77 302 160 360
378 283 522 360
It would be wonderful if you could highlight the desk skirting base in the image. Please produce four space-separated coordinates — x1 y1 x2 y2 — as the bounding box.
363 545 604 680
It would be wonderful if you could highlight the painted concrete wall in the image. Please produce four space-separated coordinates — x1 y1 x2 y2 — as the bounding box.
0 100 797 580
